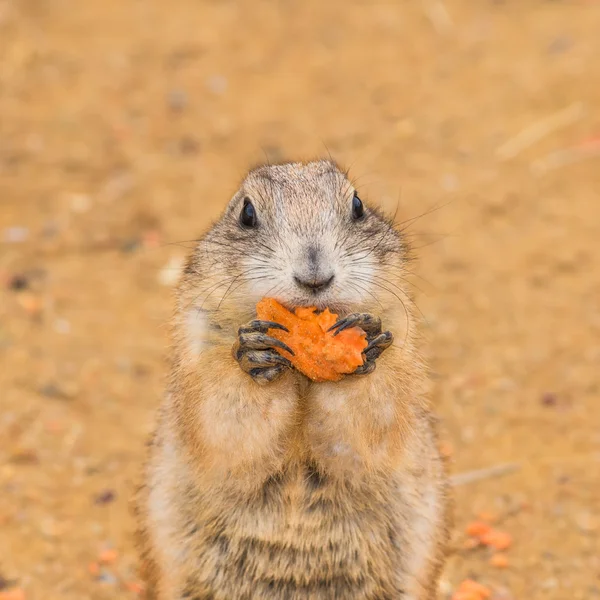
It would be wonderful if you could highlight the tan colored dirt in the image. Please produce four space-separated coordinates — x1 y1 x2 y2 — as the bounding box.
1 1 599 598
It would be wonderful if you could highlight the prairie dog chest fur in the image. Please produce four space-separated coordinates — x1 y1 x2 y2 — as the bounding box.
148 423 405 599
136 160 451 600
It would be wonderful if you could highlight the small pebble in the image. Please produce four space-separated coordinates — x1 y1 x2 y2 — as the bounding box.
3 227 29 243
0 578 13 591
94 490 116 505
547 36 572 55
541 392 557 407
10 448 39 464
7 275 28 291
178 135 200 155
38 383 73 400
167 89 188 112
97 570 118 585
121 238 141 253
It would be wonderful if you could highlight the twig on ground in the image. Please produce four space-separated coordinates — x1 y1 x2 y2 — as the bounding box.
496 102 584 160
531 139 600 174
450 463 521 487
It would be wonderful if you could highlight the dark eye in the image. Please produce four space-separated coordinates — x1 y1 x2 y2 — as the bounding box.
240 198 257 228
352 191 364 220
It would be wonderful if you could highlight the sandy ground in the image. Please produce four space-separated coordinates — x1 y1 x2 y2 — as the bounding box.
1 1 600 598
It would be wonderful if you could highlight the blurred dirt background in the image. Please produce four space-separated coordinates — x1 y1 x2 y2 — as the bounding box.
1 1 600 598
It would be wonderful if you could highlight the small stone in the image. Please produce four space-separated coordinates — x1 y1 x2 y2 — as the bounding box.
547 36 572 55
167 89 187 112
94 490 116 505
541 392 557 407
121 238 141 253
178 136 200 155
41 220 61 239
101 171 134 202
7 275 29 291
39 383 68 400
0 576 13 591
10 448 39 464
3 227 29 243
97 570 118 585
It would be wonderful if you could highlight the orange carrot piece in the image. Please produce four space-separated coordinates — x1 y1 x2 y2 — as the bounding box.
255 298 368 382
489 553 509 568
98 548 118 564
480 529 512 551
465 521 492 538
452 579 492 600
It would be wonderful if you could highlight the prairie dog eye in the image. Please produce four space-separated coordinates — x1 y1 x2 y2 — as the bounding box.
352 191 364 220
240 198 257 228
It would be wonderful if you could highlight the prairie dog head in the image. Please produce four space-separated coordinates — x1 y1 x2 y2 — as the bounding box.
179 160 412 343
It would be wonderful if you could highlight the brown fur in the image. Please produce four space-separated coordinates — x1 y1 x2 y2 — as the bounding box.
135 160 451 599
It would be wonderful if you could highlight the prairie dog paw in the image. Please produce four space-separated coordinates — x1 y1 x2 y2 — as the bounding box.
232 320 294 385
328 313 393 375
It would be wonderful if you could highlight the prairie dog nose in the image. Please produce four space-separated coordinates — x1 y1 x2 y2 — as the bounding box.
294 244 334 293
293 274 335 292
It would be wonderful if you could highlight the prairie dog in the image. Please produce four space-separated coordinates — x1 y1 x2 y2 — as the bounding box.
136 160 451 599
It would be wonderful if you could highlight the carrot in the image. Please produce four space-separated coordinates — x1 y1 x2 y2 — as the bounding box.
255 298 368 382
480 529 512 551
489 553 509 568
451 579 492 600
98 548 118 564
0 589 26 600
465 521 492 537
125 581 145 594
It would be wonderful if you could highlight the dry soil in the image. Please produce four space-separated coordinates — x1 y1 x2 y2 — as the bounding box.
1 1 599 599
